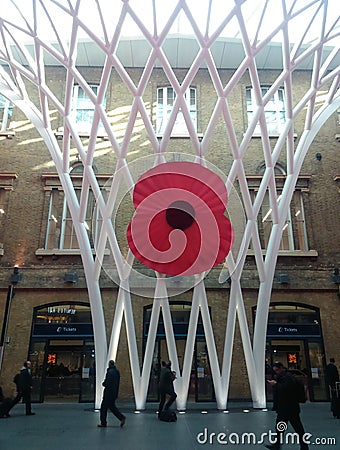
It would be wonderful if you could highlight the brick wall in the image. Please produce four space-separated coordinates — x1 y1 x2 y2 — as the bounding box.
0 67 339 402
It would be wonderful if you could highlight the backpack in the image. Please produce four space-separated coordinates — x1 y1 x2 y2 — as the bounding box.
13 372 21 386
292 376 307 403
159 410 177 422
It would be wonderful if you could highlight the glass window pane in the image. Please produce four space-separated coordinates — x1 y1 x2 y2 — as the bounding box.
156 86 197 136
46 190 61 249
247 86 286 133
0 94 13 130
72 85 105 134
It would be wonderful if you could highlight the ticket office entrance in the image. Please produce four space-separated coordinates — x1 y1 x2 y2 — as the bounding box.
257 303 328 402
29 302 95 403
144 303 214 403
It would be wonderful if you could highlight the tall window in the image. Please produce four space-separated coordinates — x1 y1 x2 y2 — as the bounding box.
72 85 106 134
258 190 308 251
156 86 197 136
248 166 309 252
43 165 97 251
246 86 286 134
0 94 13 131
45 188 96 250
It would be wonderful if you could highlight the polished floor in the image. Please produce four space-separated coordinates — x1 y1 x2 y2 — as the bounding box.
0 401 339 450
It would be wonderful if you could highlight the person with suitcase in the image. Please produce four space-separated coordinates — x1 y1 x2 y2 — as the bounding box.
158 361 177 421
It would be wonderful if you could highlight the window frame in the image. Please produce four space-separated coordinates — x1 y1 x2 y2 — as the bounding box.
37 172 110 256
156 86 197 136
71 84 106 135
246 85 286 135
0 94 13 131
246 173 312 254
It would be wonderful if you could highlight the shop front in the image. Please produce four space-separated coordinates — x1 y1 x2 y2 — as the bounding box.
28 302 95 403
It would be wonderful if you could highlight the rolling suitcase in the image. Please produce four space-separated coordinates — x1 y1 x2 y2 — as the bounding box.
158 409 177 422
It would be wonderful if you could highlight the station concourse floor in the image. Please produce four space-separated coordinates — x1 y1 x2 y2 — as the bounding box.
0 401 339 450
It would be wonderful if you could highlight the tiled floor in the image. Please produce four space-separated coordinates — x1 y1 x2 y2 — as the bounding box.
0 401 339 450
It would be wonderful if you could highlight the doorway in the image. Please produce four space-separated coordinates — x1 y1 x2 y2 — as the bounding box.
29 339 95 403
144 302 214 403
29 302 95 403
146 338 214 402
261 302 328 401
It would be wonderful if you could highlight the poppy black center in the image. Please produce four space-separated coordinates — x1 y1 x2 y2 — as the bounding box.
166 200 195 230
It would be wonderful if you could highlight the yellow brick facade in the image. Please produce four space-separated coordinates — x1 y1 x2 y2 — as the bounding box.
0 67 339 404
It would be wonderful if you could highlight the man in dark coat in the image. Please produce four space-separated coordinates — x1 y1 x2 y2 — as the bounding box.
326 358 339 392
266 362 308 450
13 361 35 416
158 360 177 417
98 360 126 428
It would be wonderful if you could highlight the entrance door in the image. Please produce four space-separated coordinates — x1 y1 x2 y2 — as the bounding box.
30 339 95 403
266 339 327 401
44 340 83 402
267 340 309 400
195 341 214 401
146 338 213 402
308 341 327 401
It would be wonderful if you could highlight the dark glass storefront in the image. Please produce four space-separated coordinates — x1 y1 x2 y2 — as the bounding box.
144 302 214 403
29 302 95 403
253 302 328 401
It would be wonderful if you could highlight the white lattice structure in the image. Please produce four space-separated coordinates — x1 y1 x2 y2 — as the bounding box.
0 0 339 409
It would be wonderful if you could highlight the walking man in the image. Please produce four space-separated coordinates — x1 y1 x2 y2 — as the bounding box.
158 360 177 417
98 360 126 428
12 361 35 416
326 358 339 392
266 362 308 450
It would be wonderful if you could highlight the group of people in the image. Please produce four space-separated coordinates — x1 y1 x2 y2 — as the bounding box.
97 359 177 427
1 356 339 448
0 360 35 418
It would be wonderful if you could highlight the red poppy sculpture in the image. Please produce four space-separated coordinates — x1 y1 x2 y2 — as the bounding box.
127 162 233 276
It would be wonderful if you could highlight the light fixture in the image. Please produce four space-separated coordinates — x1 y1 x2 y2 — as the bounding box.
64 272 78 283
277 273 290 284
10 266 22 284
332 268 340 284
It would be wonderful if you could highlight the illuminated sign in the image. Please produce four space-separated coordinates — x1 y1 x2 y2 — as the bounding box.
32 323 93 337
47 353 56 364
47 307 76 315
288 353 297 364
